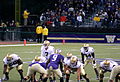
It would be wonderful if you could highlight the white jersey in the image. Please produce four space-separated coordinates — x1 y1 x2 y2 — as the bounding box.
80 47 94 59
3 54 21 67
32 56 46 63
66 60 83 68
64 57 71 65
41 45 54 59
100 60 118 71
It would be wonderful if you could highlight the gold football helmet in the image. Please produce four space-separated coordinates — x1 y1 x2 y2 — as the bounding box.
83 44 89 47
55 49 62 54
43 40 50 46
66 52 72 58
103 60 110 66
34 56 41 61
6 53 12 61
70 56 78 63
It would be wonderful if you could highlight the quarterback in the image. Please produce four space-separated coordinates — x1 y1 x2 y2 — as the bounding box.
41 40 55 60
2 53 24 82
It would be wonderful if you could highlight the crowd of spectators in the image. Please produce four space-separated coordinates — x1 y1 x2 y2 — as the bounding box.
93 0 120 28
0 0 120 28
0 20 20 27
40 0 120 28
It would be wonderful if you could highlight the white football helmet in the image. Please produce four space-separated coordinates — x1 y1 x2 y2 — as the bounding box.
43 40 50 46
70 56 78 63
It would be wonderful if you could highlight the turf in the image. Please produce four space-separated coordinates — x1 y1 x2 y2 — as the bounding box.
0 43 120 82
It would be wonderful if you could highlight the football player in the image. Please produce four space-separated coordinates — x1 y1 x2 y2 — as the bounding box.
24 56 48 82
109 65 120 82
46 49 64 82
63 52 73 73
80 44 99 80
65 56 90 82
41 40 55 60
99 60 118 82
2 53 24 82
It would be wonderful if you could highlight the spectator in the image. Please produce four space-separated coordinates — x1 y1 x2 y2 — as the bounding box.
93 14 101 27
23 9 30 26
36 26 43 43
42 26 48 41
59 15 67 26
76 13 83 27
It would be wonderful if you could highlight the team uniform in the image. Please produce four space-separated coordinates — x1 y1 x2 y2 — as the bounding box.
2 54 24 82
80 44 99 79
24 56 48 82
41 40 54 60
109 65 120 82
46 49 64 82
65 56 90 82
99 60 118 82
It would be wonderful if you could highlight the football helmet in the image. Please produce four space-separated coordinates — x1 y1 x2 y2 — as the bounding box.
34 56 41 61
70 56 78 63
83 44 89 47
66 52 72 58
103 60 110 66
55 49 62 54
43 40 50 46
6 54 12 61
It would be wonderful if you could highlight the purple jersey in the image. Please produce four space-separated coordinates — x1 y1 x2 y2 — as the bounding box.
47 54 64 69
29 62 47 69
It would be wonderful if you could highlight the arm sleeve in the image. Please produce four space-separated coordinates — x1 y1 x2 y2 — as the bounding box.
81 53 85 64
17 59 23 65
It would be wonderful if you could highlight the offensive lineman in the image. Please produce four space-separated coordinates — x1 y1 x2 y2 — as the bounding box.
41 40 55 60
65 56 90 82
24 56 48 82
2 53 24 82
80 44 99 80
108 65 120 82
99 59 118 82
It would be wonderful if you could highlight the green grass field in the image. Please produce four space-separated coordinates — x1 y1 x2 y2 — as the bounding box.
0 43 120 82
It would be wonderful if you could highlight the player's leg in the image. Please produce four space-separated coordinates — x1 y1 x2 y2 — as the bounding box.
99 69 105 82
24 66 34 81
36 64 48 82
53 69 64 82
2 66 13 81
16 64 24 82
92 60 99 80
81 66 90 82
65 69 71 82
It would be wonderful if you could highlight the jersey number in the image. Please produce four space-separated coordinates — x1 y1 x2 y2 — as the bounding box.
52 55 58 61
45 52 48 56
